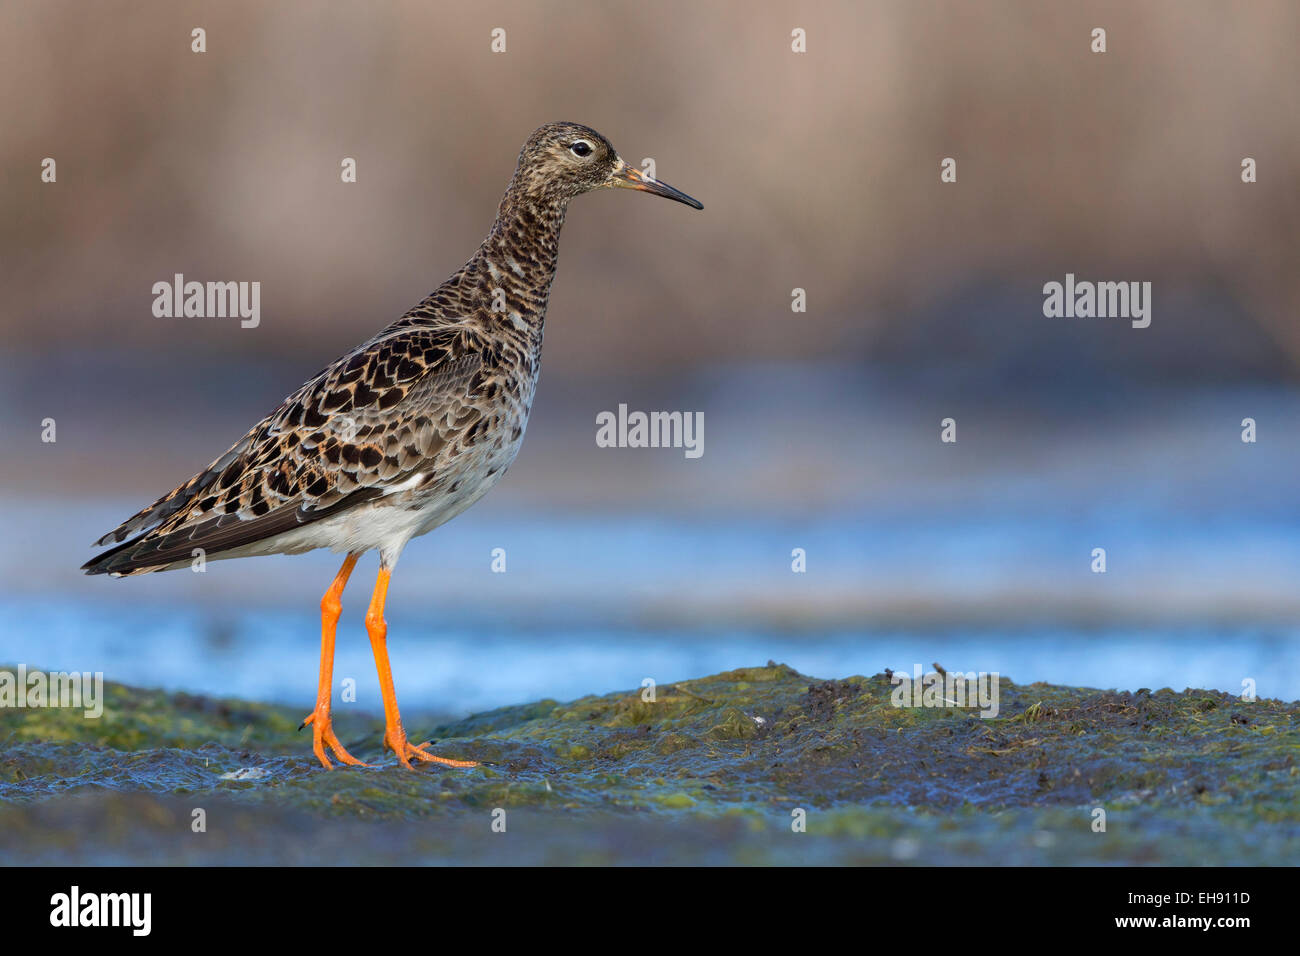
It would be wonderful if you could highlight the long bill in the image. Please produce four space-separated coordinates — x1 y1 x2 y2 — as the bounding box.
608 159 703 209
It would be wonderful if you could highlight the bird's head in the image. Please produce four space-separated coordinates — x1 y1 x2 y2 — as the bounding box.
510 122 702 210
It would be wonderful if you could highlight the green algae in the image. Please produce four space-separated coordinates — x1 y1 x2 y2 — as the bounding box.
1 663 1296 864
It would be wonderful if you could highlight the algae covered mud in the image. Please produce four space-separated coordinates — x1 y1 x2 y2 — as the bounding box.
0 664 1295 865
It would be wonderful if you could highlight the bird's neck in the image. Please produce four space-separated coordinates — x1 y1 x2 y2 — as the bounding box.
471 187 569 317
397 186 570 342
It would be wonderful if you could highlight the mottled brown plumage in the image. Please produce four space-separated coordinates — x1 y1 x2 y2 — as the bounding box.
83 122 701 577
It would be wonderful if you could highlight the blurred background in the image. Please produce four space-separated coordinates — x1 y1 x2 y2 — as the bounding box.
2 0 1298 712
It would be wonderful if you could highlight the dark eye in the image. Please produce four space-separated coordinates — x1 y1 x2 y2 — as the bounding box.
569 141 593 158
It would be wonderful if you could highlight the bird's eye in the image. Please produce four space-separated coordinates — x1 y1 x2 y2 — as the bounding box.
569 141 593 158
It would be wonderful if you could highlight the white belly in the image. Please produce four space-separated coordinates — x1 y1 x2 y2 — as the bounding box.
222 410 530 568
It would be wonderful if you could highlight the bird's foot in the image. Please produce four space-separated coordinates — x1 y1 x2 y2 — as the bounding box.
383 726 478 770
300 709 369 769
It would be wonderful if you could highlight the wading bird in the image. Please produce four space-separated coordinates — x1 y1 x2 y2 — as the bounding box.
83 123 702 768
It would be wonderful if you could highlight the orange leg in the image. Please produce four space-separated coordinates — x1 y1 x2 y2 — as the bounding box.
300 553 367 768
365 565 478 770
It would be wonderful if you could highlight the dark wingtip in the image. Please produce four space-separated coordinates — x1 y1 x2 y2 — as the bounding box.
84 527 129 573
81 534 140 576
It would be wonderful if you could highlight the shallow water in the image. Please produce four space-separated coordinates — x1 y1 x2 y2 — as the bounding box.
5 598 1298 714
